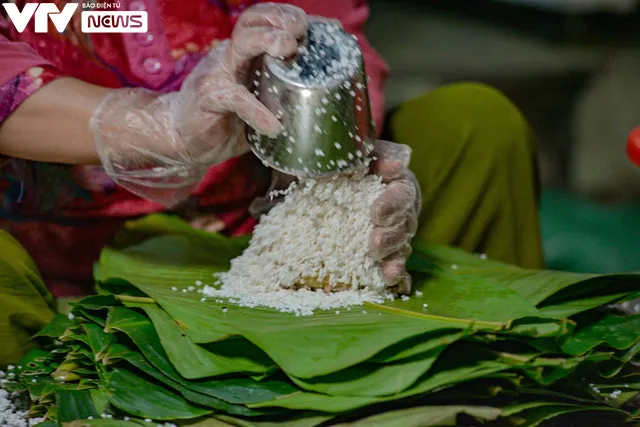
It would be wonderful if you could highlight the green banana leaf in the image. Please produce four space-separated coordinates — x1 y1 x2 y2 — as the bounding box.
34 315 74 339
371 329 469 363
98 215 640 326
290 345 447 397
91 215 640 381
142 305 273 379
332 405 501 427
83 325 266 418
384 272 542 322
109 214 251 257
62 421 145 427
11 214 640 426
410 240 640 312
83 324 115 358
561 314 640 356
72 295 122 310
503 403 633 427
125 279 498 379
104 343 264 416
103 368 211 420
204 414 333 427
103 306 296 406
248 345 516 412
56 390 101 422
538 293 640 319
597 340 640 378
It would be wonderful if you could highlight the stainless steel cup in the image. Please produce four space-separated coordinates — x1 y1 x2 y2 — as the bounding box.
246 19 376 178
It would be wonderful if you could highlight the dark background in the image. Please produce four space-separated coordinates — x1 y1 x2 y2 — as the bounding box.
366 0 640 274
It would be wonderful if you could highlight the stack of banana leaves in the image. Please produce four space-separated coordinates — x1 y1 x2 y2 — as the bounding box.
5 215 640 427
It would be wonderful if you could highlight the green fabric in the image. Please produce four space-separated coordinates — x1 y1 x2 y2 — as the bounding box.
0 230 56 365
0 82 545 364
391 82 544 269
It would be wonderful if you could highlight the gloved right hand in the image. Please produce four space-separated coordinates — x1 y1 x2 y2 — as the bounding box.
89 3 308 205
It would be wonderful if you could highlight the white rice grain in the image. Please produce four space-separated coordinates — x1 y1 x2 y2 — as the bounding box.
0 386 43 427
203 170 392 316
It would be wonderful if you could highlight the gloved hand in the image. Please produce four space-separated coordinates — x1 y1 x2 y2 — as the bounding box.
89 3 308 206
251 140 421 295
369 140 421 295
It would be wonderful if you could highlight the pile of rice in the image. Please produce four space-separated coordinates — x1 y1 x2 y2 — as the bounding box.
0 370 42 427
204 20 392 316
202 169 395 316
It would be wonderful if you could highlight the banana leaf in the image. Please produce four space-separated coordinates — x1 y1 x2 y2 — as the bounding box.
11 214 640 426
248 345 517 412
538 293 640 319
56 390 101 422
247 344 625 414
17 349 57 375
62 421 145 427
101 342 268 416
409 240 640 312
597 341 640 378
71 295 122 310
103 368 211 420
109 214 251 257
82 324 115 359
141 304 273 379
73 309 107 328
124 279 499 379
561 314 640 356
92 215 640 384
503 317 573 339
103 306 296 406
502 403 633 427
34 315 74 339
332 405 501 427
371 329 469 363
199 414 333 427
290 345 447 397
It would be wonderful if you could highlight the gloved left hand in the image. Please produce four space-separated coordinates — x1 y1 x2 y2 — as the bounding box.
369 140 421 295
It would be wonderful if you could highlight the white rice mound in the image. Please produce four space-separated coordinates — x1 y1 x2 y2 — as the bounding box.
202 170 394 316
0 372 43 427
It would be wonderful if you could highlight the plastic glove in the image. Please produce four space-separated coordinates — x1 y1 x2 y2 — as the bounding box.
369 140 421 295
90 3 308 206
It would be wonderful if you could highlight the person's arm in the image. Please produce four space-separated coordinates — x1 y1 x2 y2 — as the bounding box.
0 32 107 164
274 0 390 133
1 76 108 164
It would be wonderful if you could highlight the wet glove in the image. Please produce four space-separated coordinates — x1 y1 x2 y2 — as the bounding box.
89 3 308 205
370 140 421 295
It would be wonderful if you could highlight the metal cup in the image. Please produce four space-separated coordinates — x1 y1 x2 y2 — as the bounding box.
246 19 376 178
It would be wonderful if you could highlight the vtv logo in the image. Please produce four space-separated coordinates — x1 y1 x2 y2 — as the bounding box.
2 2 148 33
2 2 78 33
